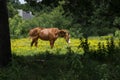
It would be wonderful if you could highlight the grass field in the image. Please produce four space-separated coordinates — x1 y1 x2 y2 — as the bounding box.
11 36 119 56
11 38 80 55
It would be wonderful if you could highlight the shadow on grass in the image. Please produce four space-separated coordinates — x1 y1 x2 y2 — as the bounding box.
11 52 68 80
0 48 120 80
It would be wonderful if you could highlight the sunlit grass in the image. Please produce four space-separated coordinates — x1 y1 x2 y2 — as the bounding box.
11 37 119 56
11 38 81 56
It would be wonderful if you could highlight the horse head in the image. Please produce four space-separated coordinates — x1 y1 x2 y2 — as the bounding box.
59 29 70 44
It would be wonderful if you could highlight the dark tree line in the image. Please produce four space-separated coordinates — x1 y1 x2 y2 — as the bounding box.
24 0 120 29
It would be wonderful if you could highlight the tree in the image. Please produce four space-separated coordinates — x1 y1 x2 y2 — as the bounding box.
0 0 12 67
24 0 61 8
8 2 18 18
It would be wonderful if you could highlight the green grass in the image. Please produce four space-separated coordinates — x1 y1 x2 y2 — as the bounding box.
11 38 83 56
0 54 69 80
11 37 120 56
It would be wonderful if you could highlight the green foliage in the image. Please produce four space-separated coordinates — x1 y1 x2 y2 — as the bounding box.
33 5 72 29
115 30 120 38
70 25 83 38
0 46 120 80
96 42 108 60
77 37 119 62
106 37 115 53
113 17 120 26
9 15 27 38
78 37 90 53
97 27 116 36
65 47 83 79
9 5 74 38
8 2 18 18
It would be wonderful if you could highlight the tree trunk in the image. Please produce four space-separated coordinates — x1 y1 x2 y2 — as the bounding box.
0 0 12 67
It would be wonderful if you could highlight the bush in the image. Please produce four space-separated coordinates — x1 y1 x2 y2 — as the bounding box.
9 15 23 38
69 24 83 38
115 30 120 38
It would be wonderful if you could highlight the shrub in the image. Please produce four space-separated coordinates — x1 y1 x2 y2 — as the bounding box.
65 47 83 80
78 37 90 54
9 15 23 38
70 25 83 38
115 30 120 38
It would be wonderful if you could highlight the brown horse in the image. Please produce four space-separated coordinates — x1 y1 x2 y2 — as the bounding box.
29 27 70 48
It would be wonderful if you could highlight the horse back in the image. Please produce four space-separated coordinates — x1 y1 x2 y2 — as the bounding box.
29 27 43 37
39 28 59 40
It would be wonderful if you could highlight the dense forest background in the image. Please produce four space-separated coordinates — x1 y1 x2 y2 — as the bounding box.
8 0 120 38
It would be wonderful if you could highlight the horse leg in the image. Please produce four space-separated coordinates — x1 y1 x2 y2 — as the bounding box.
31 39 34 47
35 39 38 47
31 37 38 47
50 40 55 49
